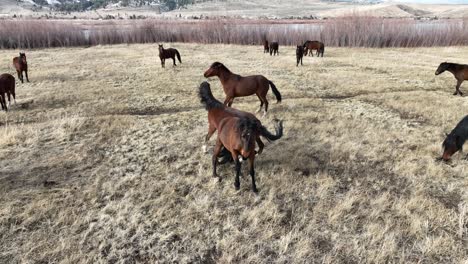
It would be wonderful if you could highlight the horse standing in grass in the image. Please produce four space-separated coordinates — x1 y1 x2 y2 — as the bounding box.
303 40 325 57
203 62 282 115
263 40 269 53
269 42 279 56
158 44 181 68
13 52 29 83
435 62 468 96
296 45 304 66
199 82 283 192
0 74 16 109
442 115 468 161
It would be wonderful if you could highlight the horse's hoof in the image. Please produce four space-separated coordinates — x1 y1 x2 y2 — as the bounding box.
453 92 458 95
235 184 240 191
252 188 258 193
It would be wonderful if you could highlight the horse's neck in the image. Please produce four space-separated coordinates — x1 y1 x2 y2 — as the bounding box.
218 70 234 83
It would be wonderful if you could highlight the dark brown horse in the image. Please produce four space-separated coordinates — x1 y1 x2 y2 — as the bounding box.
200 83 283 192
0 74 16 110
442 115 468 161
296 45 304 66
158 44 181 68
435 62 468 96
269 42 279 56
13 52 29 83
303 40 324 57
203 62 281 115
263 40 269 53
199 81 283 154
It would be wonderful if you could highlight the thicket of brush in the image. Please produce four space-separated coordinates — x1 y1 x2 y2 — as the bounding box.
1 17 467 49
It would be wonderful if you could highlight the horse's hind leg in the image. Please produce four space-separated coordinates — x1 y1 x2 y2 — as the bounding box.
203 125 216 153
248 154 257 193
172 57 177 66
263 98 269 116
256 94 264 113
6 92 11 108
455 79 463 96
256 137 264 155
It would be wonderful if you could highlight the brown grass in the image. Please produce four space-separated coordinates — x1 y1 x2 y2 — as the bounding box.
1 18 468 49
0 43 468 262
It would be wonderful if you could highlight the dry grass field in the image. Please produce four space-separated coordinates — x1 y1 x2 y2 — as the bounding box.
1 43 468 263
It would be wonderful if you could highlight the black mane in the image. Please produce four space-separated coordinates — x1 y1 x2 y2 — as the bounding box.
198 81 224 110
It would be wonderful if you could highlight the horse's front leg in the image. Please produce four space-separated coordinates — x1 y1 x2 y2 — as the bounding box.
256 137 264 155
17 71 23 84
25 70 29 82
232 151 241 190
248 154 257 193
161 59 165 68
212 140 223 181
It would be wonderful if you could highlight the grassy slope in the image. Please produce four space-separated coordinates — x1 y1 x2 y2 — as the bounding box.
0 44 467 262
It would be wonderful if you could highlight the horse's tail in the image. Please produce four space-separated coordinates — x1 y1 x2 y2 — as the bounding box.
260 120 283 142
268 80 282 103
199 81 223 110
321 45 325 56
175 50 181 63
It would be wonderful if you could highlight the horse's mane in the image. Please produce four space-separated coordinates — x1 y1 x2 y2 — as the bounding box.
199 81 224 110
211 62 232 73
237 116 258 134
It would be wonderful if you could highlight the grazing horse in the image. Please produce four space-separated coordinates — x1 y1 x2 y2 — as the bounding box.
269 42 279 56
303 40 325 57
296 45 304 66
13 52 29 83
0 74 16 109
158 44 181 68
435 62 468 96
442 115 468 161
203 62 281 114
263 40 269 53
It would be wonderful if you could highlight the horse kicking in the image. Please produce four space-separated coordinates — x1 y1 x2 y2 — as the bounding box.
203 62 281 115
158 44 182 68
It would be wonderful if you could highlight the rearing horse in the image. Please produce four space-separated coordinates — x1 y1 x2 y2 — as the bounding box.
13 52 29 83
203 62 282 115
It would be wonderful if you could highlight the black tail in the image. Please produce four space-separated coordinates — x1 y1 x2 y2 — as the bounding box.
321 46 325 57
268 80 282 103
260 120 283 142
175 50 181 63
199 82 223 110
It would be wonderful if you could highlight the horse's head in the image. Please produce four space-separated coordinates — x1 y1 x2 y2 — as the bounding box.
435 62 449 75
158 44 163 52
19 52 27 64
442 133 462 161
204 62 224 78
296 45 303 53
238 118 257 156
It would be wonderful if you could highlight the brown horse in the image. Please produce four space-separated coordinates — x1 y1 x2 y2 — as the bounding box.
296 45 304 67
199 81 283 153
263 40 269 53
203 62 281 115
303 40 324 57
0 74 16 109
435 62 468 96
158 44 181 68
269 42 279 56
13 52 29 83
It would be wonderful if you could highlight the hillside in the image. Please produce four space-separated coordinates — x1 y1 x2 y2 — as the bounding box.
1 0 468 19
